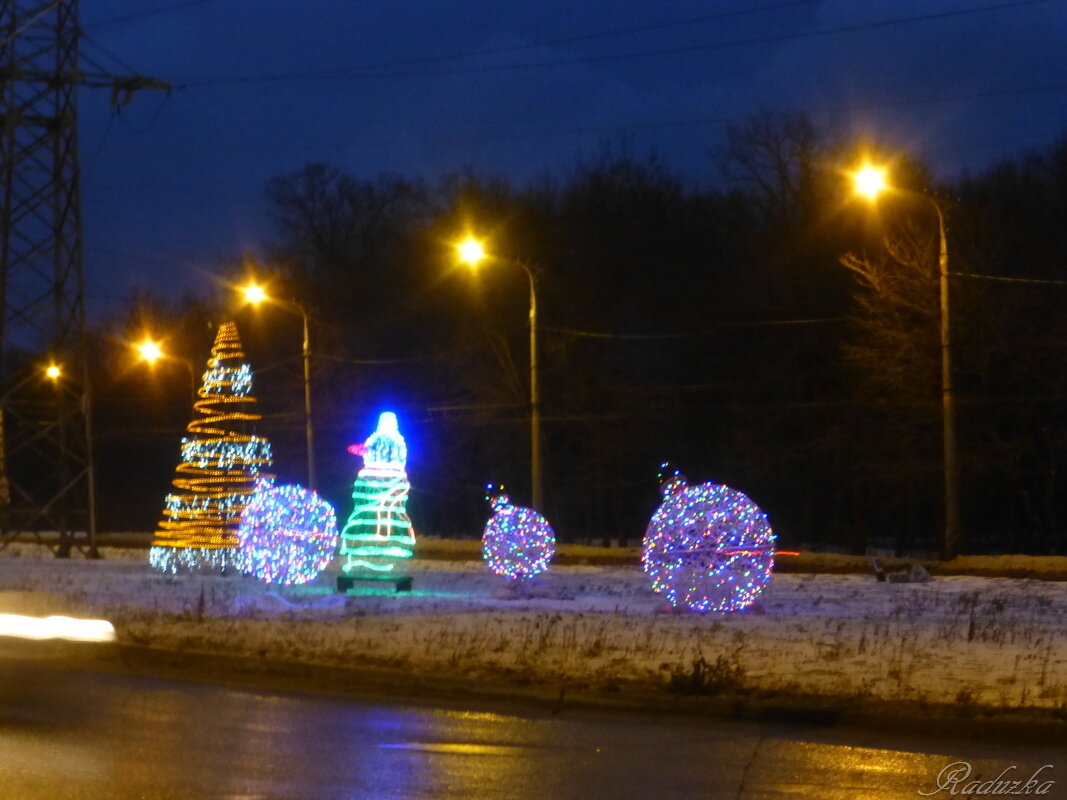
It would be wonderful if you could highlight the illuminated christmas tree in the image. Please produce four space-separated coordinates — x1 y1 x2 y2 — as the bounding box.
149 322 273 574
337 411 416 591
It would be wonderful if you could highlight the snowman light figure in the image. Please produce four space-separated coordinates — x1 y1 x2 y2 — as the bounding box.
481 484 555 583
642 463 775 613
337 411 416 592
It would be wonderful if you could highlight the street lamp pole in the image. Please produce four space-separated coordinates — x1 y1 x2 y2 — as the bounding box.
238 283 316 491
931 198 961 561
455 237 543 511
851 164 961 559
298 302 316 492
517 259 542 512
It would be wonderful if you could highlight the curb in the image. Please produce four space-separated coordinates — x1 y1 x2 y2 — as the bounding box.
15 638 1065 747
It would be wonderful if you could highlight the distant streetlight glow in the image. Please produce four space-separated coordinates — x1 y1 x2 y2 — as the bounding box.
132 335 196 405
241 282 268 304
136 338 163 364
852 164 888 201
456 236 486 267
45 363 61 380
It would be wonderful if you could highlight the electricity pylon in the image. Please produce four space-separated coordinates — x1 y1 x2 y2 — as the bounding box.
0 1 169 555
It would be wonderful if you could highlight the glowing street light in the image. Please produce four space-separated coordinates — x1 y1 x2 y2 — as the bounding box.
44 363 62 381
456 236 487 267
851 163 888 201
135 338 163 364
240 283 268 305
453 235 543 512
848 159 960 559
134 336 196 405
239 281 316 490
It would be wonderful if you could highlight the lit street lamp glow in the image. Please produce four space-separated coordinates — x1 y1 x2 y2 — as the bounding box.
44 363 61 380
456 236 486 267
852 164 888 201
136 338 163 364
132 335 196 404
241 283 268 304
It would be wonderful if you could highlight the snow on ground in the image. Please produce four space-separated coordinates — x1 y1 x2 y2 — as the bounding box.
1 544 1065 712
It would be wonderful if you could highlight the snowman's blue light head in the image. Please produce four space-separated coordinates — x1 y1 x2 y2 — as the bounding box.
362 411 407 469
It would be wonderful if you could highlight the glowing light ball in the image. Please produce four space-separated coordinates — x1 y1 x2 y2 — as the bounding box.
237 481 338 585
642 467 775 613
482 485 555 581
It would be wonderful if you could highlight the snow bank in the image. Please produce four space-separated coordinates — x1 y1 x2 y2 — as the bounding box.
2 545 1065 712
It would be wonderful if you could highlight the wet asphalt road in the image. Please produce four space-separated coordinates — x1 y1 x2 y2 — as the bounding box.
0 643 1062 799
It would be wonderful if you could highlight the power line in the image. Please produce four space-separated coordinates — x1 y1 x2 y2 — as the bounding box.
80 32 141 76
170 0 1062 87
161 0 812 83
82 0 215 30
103 78 1067 161
952 270 1067 285
543 318 845 340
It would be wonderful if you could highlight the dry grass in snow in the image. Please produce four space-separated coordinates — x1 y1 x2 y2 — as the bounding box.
1 545 1065 712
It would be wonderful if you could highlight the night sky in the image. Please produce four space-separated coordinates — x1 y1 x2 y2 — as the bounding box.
79 0 1067 312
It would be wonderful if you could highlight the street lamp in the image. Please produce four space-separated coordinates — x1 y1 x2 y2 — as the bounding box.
134 336 197 406
455 235 543 512
850 162 961 560
239 282 316 491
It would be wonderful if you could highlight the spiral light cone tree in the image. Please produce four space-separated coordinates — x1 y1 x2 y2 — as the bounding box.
149 322 273 574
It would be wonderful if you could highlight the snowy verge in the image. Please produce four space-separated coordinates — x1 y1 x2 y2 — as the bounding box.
2 546 1066 719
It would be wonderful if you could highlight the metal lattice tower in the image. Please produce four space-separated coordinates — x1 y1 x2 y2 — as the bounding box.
0 0 95 556
1 2 167 555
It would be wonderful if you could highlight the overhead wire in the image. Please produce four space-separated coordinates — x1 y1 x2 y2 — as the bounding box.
82 0 216 30
162 0 813 84
169 0 1062 87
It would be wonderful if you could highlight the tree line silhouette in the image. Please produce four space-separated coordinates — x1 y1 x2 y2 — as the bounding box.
94 113 1067 555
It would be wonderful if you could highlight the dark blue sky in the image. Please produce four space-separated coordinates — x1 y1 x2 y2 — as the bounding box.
78 0 1067 312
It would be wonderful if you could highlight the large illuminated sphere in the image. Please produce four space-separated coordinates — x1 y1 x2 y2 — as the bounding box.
482 492 554 581
237 482 338 585
642 480 775 613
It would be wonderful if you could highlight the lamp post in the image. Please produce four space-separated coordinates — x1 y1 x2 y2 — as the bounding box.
851 163 961 560
240 283 316 491
456 236 543 511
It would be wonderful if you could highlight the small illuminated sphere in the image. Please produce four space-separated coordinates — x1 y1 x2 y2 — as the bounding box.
642 476 775 613
237 481 338 585
482 486 555 581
